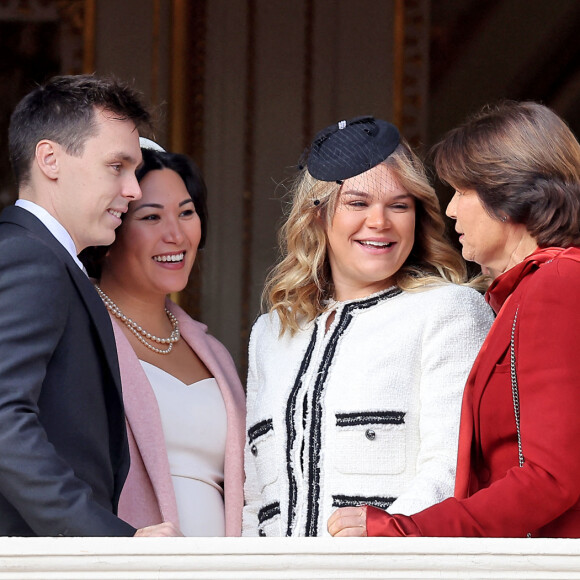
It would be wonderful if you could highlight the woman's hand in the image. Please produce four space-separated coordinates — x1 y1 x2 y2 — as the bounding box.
134 521 184 537
327 505 368 537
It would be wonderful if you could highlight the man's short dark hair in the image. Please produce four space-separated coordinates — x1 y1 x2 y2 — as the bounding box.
8 74 151 187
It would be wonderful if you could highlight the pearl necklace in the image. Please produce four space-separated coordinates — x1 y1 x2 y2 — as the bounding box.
95 285 180 355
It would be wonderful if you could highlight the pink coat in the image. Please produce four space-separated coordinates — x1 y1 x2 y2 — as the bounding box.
112 300 246 536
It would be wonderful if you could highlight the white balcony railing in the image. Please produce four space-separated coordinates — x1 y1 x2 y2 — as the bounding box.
1 537 580 579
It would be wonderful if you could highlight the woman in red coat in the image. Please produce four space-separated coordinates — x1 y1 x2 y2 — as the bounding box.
328 101 580 538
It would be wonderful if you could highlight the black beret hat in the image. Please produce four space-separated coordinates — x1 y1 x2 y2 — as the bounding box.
306 116 400 182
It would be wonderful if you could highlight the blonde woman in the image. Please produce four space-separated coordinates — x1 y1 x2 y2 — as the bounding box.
243 116 495 537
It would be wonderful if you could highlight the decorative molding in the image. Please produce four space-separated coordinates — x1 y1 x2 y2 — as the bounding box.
393 0 429 149
0 0 89 74
169 0 188 154
393 0 405 129
150 0 162 105
169 0 207 320
302 0 314 150
239 0 256 379
1 537 580 579
0 0 90 210
81 0 95 72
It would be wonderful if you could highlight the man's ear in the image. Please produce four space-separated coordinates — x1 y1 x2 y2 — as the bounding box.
35 140 59 180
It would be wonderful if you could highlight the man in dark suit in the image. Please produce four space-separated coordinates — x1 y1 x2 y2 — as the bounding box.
0 75 180 536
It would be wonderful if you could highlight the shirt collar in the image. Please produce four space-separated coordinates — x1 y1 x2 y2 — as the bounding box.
15 199 87 274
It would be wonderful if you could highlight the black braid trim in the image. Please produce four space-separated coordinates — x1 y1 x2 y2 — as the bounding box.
248 418 273 444
332 494 396 511
336 411 406 427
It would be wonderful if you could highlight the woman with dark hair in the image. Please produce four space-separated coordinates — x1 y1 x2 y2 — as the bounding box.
83 141 245 536
243 116 494 537
328 101 580 538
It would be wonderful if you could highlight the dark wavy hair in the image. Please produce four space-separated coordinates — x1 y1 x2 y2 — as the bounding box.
433 101 580 248
136 148 208 247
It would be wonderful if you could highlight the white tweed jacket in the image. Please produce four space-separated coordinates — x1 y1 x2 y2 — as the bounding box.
242 284 495 537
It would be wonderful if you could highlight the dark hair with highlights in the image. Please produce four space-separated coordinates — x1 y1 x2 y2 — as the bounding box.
136 148 208 248
80 147 208 278
9 74 151 187
433 101 580 248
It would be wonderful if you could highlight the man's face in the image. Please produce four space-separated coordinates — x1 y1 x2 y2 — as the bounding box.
51 108 143 252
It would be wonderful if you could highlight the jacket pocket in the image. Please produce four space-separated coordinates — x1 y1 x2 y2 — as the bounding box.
334 410 406 475
247 418 279 491
332 494 396 512
257 501 281 537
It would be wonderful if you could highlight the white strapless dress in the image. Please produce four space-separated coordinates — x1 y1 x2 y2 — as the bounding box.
140 360 227 536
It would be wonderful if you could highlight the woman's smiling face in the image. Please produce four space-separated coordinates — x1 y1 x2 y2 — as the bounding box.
103 168 202 299
325 163 416 301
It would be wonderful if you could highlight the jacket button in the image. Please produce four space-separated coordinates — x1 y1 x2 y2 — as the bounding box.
251 444 258 456
365 429 376 441
259 529 266 537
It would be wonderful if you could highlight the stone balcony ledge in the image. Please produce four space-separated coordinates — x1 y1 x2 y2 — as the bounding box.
1 537 580 579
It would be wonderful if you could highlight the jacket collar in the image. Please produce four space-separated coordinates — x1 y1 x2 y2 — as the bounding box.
455 246 577 498
1 206 122 396
485 247 567 314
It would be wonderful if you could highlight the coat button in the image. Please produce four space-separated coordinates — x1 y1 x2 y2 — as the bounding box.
251 444 258 456
365 429 376 441
259 529 266 537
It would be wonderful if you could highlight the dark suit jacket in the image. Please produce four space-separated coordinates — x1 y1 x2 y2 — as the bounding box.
0 205 135 536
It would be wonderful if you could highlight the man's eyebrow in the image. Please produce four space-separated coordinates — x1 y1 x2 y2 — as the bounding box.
108 152 142 165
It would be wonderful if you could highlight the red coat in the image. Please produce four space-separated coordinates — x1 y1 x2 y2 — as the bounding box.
368 247 580 537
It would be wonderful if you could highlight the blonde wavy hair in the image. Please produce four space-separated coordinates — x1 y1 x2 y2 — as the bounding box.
264 138 470 336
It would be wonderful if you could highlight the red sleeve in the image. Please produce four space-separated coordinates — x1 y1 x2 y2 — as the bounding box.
370 257 580 537
366 506 421 536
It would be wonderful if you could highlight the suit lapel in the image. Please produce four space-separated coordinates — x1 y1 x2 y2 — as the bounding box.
454 297 516 497
0 206 122 396
70 266 123 392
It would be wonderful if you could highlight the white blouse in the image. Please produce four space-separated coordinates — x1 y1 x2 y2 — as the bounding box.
140 361 227 536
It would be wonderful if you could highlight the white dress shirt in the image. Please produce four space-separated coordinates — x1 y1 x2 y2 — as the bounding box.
15 199 87 273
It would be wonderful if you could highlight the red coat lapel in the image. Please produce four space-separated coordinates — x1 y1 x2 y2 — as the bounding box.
455 247 568 499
